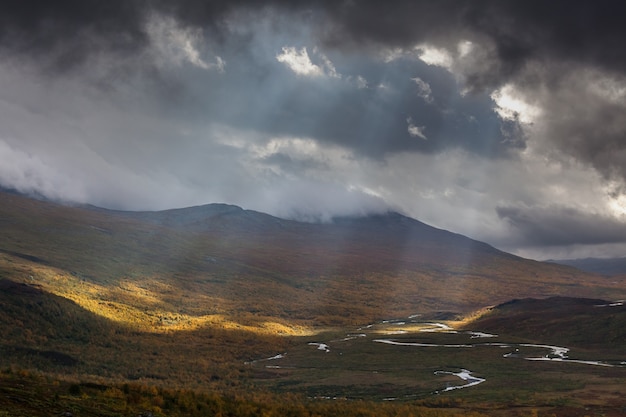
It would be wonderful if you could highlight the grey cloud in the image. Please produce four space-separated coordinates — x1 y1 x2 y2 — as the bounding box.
173 41 521 158
252 179 392 224
0 0 149 72
2 1 626 260
0 1 530 160
467 1 626 76
0 140 87 203
534 70 626 184
259 152 330 176
5 1 626 81
313 1 626 88
497 204 626 247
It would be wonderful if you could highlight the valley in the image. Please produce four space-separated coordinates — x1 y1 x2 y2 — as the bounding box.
246 301 625 408
1 191 626 416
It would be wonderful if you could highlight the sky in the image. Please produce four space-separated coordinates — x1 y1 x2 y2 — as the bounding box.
2 1 626 260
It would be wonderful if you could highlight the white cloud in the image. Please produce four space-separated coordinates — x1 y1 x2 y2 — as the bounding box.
457 40 474 58
415 44 454 69
407 117 427 139
491 84 542 124
0 139 87 202
276 46 339 77
411 77 433 103
606 185 626 217
381 44 454 70
315 47 340 78
381 47 406 63
146 14 225 71
276 46 323 76
355 75 368 89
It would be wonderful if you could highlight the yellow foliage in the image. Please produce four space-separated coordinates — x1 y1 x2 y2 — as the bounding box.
4 257 315 336
104 387 125 399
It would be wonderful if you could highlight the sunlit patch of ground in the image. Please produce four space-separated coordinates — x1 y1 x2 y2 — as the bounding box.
1 254 313 336
371 323 452 335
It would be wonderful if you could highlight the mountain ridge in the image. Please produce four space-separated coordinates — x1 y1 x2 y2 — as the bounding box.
90 200 516 261
1 189 624 328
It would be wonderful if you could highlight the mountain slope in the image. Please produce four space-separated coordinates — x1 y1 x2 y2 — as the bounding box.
549 257 626 276
463 296 626 354
1 190 625 329
0 278 291 388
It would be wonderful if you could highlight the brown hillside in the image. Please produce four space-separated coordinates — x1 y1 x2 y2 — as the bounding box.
463 296 626 352
1 190 625 329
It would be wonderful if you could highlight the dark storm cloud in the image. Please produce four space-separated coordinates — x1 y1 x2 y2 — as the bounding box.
2 0 624 164
0 0 149 71
526 67 626 185
470 1 626 75
5 0 626 79
1 0 617 137
497 205 626 247
313 0 626 89
0 0 516 159
196 50 518 158
2 0 626 259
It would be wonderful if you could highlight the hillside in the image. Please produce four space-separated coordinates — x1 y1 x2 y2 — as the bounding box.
463 296 626 353
0 278 289 388
548 257 626 276
2 191 626 415
1 189 625 331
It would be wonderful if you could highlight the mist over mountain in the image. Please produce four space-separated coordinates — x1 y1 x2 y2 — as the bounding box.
3 2 626 413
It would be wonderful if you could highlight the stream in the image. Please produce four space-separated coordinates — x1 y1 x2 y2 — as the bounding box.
373 338 624 368
250 315 625 396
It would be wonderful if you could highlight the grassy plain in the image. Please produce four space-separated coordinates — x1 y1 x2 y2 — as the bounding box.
246 316 626 412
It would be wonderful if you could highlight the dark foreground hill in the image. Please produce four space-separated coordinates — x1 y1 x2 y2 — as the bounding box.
465 296 626 353
1 189 625 329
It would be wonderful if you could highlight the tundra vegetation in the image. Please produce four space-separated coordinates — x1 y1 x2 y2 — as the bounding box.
1 191 625 416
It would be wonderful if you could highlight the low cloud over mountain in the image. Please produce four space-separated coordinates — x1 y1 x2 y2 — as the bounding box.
2 1 626 259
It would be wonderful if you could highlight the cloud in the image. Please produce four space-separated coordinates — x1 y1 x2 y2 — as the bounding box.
308 1 626 180
416 45 455 70
0 1 148 73
0 140 86 202
2 1 626 260
411 77 433 103
276 46 323 77
0 2 527 160
275 46 339 77
4 1 626 82
528 68 626 183
497 204 626 247
313 1 626 82
146 13 225 71
406 118 427 140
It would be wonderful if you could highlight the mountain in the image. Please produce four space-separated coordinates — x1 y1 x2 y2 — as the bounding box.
1 189 625 330
3 190 626 415
548 257 626 276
